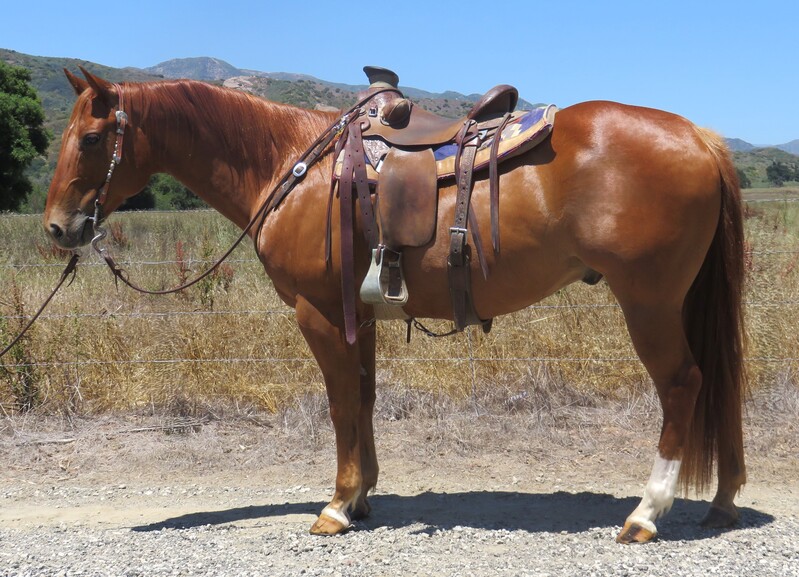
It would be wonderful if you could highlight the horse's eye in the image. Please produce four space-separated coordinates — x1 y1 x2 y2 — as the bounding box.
82 133 101 147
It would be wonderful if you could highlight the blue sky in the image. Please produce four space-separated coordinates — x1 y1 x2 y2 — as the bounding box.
4 0 796 144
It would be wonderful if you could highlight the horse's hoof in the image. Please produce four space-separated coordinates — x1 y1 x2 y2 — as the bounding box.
616 521 657 544
700 504 739 528
309 513 350 535
351 498 371 521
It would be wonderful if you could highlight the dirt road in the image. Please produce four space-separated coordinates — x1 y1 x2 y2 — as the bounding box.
1 399 797 576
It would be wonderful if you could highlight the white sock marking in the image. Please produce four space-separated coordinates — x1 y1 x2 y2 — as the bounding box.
627 455 681 533
320 505 351 528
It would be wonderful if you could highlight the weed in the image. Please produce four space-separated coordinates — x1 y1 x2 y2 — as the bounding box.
196 237 235 310
173 240 191 299
108 221 129 249
34 241 72 262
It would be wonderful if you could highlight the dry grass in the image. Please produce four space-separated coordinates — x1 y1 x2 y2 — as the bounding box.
1 201 797 419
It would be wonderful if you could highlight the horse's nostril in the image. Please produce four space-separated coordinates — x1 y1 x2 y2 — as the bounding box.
49 223 64 239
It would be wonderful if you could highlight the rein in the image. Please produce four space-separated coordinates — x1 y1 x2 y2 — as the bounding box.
91 87 396 295
2 87 458 361
0 254 79 360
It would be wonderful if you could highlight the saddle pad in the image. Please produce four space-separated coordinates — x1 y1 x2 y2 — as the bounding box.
333 104 557 183
433 104 556 177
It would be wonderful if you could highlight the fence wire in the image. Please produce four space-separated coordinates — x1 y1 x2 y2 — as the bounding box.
2 201 798 373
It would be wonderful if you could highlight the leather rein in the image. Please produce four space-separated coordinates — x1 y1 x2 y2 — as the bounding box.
0 253 79 360
1 87 390 360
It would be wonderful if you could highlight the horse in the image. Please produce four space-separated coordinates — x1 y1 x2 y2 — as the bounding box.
44 67 746 543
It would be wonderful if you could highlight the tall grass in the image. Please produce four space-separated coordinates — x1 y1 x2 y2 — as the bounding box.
1 202 797 417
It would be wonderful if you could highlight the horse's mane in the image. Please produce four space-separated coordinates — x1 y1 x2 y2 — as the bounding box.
121 79 337 181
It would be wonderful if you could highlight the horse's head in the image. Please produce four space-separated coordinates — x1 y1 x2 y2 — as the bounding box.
44 68 150 249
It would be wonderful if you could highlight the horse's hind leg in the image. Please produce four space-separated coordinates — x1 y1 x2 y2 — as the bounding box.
611 297 703 544
701 410 746 528
295 296 364 535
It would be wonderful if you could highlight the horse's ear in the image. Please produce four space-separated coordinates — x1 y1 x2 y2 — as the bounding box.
78 65 116 107
64 68 89 96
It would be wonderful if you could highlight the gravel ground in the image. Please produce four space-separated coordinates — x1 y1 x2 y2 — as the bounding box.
1 484 797 577
1 402 797 577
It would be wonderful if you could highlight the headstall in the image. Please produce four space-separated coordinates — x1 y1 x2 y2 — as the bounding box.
90 83 128 254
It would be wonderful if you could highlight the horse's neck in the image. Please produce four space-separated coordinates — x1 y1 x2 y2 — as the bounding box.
136 82 333 229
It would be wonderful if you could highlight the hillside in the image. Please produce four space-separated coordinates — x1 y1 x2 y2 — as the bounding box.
144 56 541 110
145 57 242 81
725 138 756 152
1 49 161 136
0 51 539 153
222 76 478 118
734 147 799 188
2 49 797 205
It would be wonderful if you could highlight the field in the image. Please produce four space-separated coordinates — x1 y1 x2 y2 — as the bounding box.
1 196 798 418
1 196 799 576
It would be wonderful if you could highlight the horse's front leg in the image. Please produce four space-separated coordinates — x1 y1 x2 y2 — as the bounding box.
295 296 364 535
352 320 378 520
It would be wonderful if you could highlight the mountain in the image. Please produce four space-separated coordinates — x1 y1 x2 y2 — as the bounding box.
144 57 322 84
726 137 799 156
777 139 799 155
145 57 244 81
725 138 756 152
2 49 793 149
142 57 542 110
2 49 796 195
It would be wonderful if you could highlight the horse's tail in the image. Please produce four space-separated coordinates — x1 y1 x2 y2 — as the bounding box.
679 127 747 492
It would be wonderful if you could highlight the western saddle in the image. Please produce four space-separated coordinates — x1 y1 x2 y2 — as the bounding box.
331 66 555 342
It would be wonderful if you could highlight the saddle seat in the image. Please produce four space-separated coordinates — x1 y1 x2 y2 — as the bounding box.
363 80 520 147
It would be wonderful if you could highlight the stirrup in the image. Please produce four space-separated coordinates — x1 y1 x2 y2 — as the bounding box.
360 245 408 306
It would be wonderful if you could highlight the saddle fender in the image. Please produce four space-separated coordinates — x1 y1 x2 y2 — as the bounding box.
377 147 438 249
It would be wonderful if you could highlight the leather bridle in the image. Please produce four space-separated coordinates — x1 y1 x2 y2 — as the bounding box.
89 84 393 295
89 83 128 255
3 85 392 359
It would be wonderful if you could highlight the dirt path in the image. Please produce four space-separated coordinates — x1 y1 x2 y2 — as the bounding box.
1 405 797 576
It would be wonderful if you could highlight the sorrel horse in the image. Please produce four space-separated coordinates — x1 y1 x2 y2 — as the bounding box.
44 68 746 543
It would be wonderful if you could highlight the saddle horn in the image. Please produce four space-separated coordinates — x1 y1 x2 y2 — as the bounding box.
363 66 400 89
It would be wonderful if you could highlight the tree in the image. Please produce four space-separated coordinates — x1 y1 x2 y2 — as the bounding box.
0 61 50 211
735 168 751 189
766 160 794 187
107 173 205 211
119 186 156 211
145 173 207 210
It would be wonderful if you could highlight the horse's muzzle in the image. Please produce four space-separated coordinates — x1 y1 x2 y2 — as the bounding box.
45 212 95 249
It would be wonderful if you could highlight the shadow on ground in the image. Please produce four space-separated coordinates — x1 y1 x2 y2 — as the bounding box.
131 490 774 541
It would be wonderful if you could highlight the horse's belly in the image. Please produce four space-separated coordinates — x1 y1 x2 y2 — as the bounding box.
400 243 586 320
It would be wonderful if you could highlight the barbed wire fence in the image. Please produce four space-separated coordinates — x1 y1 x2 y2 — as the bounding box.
1 264 797 370
1 203 797 386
